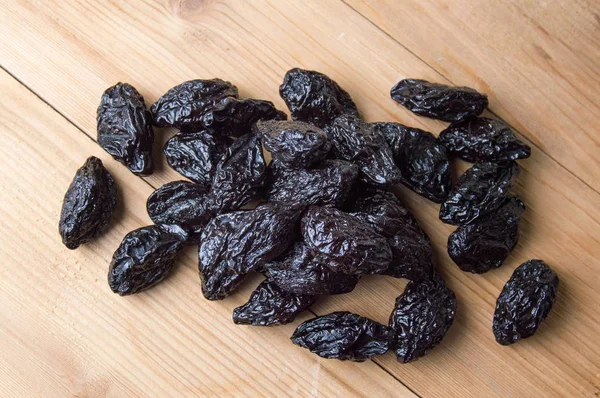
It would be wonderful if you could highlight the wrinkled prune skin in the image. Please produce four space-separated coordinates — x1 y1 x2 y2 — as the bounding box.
449 196 525 274
198 203 301 300
439 117 531 162
328 115 401 186
208 133 266 213
376 122 451 203
108 224 188 296
291 311 390 362
389 275 456 362
164 131 231 187
440 161 519 225
256 120 331 169
59 156 117 250
97 83 154 175
150 79 239 130
232 278 316 326
386 225 434 281
266 160 358 209
301 206 391 275
390 78 488 122
493 260 559 345
265 243 360 295
279 68 359 129
146 181 212 243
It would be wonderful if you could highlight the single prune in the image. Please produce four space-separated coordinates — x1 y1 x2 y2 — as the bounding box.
151 79 238 130
391 78 488 122
389 275 456 362
266 159 358 209
448 196 525 274
232 278 316 326
385 224 434 281
440 161 519 225
163 131 231 187
265 243 360 296
208 133 266 213
97 83 154 175
328 115 401 186
291 311 390 362
376 122 451 203
255 120 331 169
198 203 300 300
108 224 188 295
59 156 117 250
301 206 391 275
146 181 213 243
279 68 359 128
439 117 531 162
493 260 559 345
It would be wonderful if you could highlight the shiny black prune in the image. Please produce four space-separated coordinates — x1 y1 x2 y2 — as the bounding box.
198 203 300 300
391 78 488 122
389 275 456 362
279 68 359 128
59 156 117 250
108 224 188 296
439 117 531 162
291 311 390 362
376 122 451 203
163 131 231 187
208 133 266 213
150 79 238 130
265 243 360 296
232 278 316 326
255 120 331 169
493 260 559 345
449 196 525 274
328 115 401 186
440 161 519 225
146 181 212 243
266 159 358 209
97 83 154 175
385 224 434 281
301 206 391 275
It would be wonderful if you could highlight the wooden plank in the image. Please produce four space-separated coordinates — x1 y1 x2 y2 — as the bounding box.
1 0 599 396
344 0 600 191
0 70 415 398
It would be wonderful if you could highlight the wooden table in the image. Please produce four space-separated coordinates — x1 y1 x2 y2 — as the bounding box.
1 1 599 396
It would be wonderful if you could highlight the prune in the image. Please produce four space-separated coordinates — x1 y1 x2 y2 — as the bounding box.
439 117 531 162
255 120 331 169
146 181 213 243
208 133 266 213
97 83 154 175
291 311 390 362
385 225 434 281
448 196 525 274
108 224 188 296
440 161 519 225
59 156 117 250
266 159 358 209
301 206 391 275
376 122 451 203
265 243 360 295
163 131 231 187
198 203 300 300
389 275 456 362
279 68 359 128
150 79 238 130
390 78 488 122
493 260 559 345
328 115 401 186
232 278 316 326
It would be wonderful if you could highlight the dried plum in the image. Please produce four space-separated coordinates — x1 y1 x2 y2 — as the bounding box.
385 225 434 281
97 83 154 175
391 78 488 122
59 156 117 250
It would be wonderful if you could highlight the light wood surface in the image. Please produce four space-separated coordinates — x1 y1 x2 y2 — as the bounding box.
0 1 598 397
